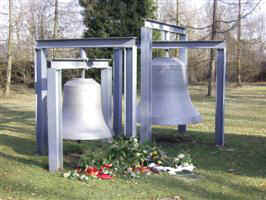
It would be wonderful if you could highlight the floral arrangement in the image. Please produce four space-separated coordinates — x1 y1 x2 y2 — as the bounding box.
63 137 195 181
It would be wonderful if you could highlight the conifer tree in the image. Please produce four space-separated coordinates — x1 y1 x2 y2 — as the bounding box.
79 0 156 58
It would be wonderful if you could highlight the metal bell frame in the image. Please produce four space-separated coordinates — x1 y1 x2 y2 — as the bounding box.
139 20 226 146
35 19 226 172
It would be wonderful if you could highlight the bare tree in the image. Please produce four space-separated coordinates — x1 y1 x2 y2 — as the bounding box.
3 0 13 97
176 0 179 25
175 0 180 57
52 0 58 58
207 0 218 97
236 0 242 85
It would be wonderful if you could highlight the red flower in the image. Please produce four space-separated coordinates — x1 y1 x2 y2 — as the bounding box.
134 166 150 174
103 163 112 168
140 166 150 173
76 167 82 173
97 173 112 180
85 166 99 176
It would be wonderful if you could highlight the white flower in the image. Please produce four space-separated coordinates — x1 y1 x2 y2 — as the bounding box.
148 163 157 168
63 172 71 178
174 158 180 162
178 153 185 159
168 170 176 175
80 175 88 181
136 153 141 157
182 162 190 167
73 171 80 177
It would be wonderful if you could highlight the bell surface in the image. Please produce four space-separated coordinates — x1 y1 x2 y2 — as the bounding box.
138 57 201 126
63 78 112 140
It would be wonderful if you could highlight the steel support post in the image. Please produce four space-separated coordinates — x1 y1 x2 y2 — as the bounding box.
35 48 48 155
123 48 127 136
163 31 170 57
215 49 226 146
101 68 113 130
178 34 188 133
140 27 153 143
80 48 87 78
47 68 63 172
125 47 137 138
113 49 123 136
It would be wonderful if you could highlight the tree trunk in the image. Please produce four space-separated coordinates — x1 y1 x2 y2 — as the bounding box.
236 0 242 85
156 0 159 19
176 0 179 25
175 0 179 57
52 0 58 58
207 0 218 97
39 15 45 40
3 0 13 97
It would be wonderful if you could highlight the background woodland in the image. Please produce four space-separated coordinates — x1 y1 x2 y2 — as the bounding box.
0 0 265 97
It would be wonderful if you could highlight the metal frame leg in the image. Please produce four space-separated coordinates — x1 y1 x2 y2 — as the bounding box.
215 49 226 146
125 47 137 138
140 27 153 143
35 48 48 155
113 49 123 136
47 68 63 172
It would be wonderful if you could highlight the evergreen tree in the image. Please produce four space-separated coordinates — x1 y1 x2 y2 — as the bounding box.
79 0 156 58
79 0 156 82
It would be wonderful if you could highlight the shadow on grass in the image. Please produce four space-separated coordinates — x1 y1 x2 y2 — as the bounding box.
0 134 36 155
152 127 266 179
147 173 265 200
0 105 35 135
1 125 266 180
0 151 46 169
0 178 85 200
1 99 266 182
226 95 266 106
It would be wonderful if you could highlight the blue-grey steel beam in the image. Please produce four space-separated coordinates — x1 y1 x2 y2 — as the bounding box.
50 59 111 70
50 60 88 70
145 19 186 35
178 34 188 133
152 40 225 49
35 48 48 155
36 37 136 49
140 27 153 143
101 68 113 131
47 68 63 172
215 49 226 146
113 49 123 136
125 47 137 138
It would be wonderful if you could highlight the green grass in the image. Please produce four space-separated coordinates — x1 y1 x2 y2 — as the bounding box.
0 84 266 200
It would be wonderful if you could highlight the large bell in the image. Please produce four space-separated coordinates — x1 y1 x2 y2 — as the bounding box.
63 78 112 140
138 57 201 126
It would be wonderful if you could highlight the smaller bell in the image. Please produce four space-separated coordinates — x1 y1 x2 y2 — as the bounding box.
63 78 112 140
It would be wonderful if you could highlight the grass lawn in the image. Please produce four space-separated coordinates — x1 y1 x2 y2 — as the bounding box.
0 84 266 200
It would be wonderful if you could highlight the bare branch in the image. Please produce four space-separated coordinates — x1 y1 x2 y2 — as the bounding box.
217 0 263 24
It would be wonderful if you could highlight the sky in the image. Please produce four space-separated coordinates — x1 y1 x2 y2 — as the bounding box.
0 0 265 41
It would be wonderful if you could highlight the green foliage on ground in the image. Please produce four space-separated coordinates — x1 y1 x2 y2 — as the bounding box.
0 84 266 200
76 137 193 179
